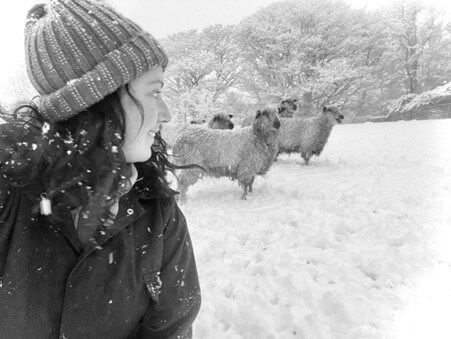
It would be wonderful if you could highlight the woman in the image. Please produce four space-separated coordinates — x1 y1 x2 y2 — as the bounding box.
0 0 200 338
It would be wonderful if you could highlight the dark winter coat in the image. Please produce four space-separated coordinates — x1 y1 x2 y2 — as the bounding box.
0 179 201 339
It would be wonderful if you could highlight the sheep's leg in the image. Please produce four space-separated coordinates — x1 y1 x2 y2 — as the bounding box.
301 152 310 165
177 169 201 203
248 177 255 193
238 170 255 199
176 177 188 204
241 185 248 200
305 152 312 165
239 178 251 200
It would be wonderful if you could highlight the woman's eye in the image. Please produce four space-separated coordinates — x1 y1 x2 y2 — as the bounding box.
149 91 162 99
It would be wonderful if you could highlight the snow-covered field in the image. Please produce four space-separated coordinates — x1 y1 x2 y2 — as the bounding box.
176 119 451 339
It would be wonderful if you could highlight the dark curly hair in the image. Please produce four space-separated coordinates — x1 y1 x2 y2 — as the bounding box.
0 88 185 225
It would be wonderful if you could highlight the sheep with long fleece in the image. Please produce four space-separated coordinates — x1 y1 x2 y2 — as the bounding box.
278 105 344 165
161 114 234 149
241 98 297 126
172 107 282 201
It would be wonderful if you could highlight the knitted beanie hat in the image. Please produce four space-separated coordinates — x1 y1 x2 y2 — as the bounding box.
25 0 168 122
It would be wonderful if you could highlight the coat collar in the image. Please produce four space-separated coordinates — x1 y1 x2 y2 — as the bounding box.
76 190 146 262
60 182 177 262
52 186 146 257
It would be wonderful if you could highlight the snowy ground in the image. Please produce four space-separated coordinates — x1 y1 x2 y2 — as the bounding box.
175 119 451 339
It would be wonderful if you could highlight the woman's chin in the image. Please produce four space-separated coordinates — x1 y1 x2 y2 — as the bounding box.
124 150 152 163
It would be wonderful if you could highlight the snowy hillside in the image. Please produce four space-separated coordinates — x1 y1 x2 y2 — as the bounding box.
175 119 451 339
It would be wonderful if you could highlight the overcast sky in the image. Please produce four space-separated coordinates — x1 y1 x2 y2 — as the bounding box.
113 0 451 39
0 0 450 81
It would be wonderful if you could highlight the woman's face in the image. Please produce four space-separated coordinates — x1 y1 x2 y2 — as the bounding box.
119 65 171 163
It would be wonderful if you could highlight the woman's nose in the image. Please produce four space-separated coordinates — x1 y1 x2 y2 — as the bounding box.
158 99 172 123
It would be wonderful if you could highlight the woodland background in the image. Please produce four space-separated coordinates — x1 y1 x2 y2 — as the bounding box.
2 0 451 123
160 0 451 123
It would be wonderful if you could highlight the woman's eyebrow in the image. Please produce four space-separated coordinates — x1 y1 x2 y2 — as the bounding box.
147 80 164 88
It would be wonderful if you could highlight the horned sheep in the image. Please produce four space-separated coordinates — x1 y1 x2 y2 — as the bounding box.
172 107 282 201
277 105 344 165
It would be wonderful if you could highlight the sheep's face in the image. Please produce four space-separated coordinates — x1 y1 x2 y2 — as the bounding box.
253 107 281 134
323 105 344 123
209 113 234 129
190 118 207 124
280 98 298 117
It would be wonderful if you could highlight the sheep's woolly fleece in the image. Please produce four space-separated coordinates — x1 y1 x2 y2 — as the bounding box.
161 115 233 148
160 123 191 149
173 108 280 200
278 106 343 164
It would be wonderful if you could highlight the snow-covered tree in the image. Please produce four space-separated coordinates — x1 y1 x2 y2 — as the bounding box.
161 25 242 121
379 1 451 95
235 0 380 113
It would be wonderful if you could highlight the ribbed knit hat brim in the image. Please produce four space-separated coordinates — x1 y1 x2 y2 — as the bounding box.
25 0 168 122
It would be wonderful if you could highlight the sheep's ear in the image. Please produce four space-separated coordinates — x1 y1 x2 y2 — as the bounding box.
278 107 286 113
293 99 298 102
255 110 261 118
229 114 234 119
